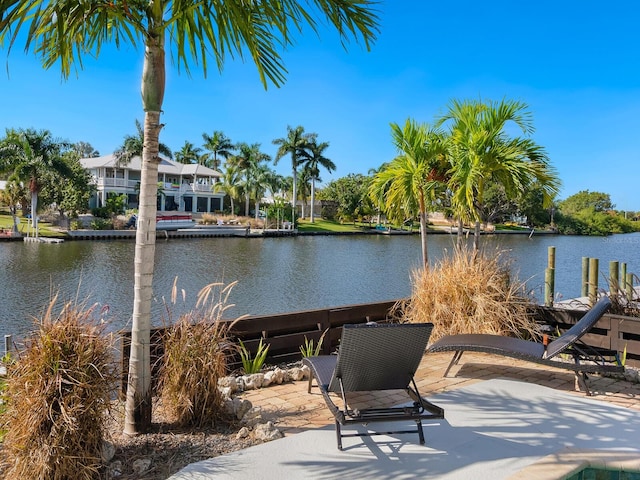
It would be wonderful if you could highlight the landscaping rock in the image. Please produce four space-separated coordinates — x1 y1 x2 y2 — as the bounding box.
218 376 240 394
253 421 283 442
233 397 253 420
236 427 251 440
132 458 152 475
242 373 264 390
107 460 123 478
241 406 265 427
264 367 286 386
102 440 116 463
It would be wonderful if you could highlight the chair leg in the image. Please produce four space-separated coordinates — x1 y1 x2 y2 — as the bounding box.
307 374 313 394
335 420 343 450
443 351 464 377
575 372 592 396
416 419 425 445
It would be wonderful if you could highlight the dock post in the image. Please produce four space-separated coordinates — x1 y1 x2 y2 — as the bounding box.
621 263 628 292
545 246 556 307
626 273 634 300
581 257 590 298
588 257 599 306
4 334 11 358
609 261 620 295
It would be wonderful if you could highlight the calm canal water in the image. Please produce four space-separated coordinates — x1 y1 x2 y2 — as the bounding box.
2 232 640 341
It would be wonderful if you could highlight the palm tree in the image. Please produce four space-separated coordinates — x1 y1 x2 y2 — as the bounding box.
214 162 242 215
1 1 378 434
174 141 203 164
0 128 71 234
73 141 100 158
114 119 173 164
437 98 561 252
300 139 335 222
246 162 274 220
234 142 271 216
0 179 27 233
202 131 234 170
369 119 449 267
273 125 317 223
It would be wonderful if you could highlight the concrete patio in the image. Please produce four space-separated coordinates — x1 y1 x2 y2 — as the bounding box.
169 352 640 479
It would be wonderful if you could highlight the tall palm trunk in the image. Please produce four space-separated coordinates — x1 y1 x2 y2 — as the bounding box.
419 210 429 268
418 194 428 268
291 167 297 223
456 217 464 250
125 33 165 435
310 176 316 222
30 189 38 234
473 220 481 254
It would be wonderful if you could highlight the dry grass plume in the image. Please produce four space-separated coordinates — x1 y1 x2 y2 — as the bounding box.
0 297 117 480
402 248 541 342
159 281 242 429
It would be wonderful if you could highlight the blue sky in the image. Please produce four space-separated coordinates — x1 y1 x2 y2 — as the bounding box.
2 1 639 210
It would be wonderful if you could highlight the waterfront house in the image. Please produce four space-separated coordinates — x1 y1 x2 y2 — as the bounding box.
80 154 225 214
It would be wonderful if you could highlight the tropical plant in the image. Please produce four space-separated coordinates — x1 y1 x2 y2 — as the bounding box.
114 119 173 165
437 98 561 252
202 131 234 170
247 161 275 220
39 150 95 221
299 329 328 358
273 125 317 223
300 139 335 223
160 281 240 428
214 162 242 215
0 128 72 233
0 297 117 479
72 141 100 158
0 0 378 435
234 142 271 216
174 141 203 165
322 173 372 223
369 119 449 267
0 179 26 232
238 338 270 375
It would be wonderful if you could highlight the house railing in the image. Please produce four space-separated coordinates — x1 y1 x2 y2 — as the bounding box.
180 183 215 194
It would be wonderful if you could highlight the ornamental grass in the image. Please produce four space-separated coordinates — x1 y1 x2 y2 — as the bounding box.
403 247 541 342
0 297 117 480
159 281 241 428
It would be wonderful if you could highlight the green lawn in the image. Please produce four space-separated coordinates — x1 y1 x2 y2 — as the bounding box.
0 212 63 237
296 218 369 233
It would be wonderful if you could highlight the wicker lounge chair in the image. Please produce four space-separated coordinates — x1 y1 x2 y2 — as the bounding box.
303 322 444 450
427 296 623 396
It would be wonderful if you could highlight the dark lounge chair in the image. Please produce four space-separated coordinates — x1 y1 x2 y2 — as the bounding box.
427 296 624 396
303 323 444 450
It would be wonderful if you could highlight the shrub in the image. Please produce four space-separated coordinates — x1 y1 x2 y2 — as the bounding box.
90 206 110 219
90 218 113 230
200 213 217 225
401 247 540 342
0 298 117 480
69 219 82 231
159 281 241 428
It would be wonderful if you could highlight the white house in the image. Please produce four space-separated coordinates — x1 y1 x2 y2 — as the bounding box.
80 154 225 214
